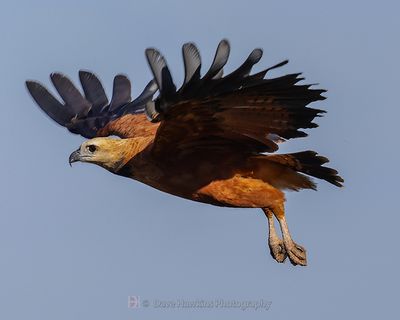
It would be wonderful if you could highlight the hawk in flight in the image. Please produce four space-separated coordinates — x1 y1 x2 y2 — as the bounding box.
26 40 343 266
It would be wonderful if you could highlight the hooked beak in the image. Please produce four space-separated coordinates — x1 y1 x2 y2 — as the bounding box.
69 148 81 166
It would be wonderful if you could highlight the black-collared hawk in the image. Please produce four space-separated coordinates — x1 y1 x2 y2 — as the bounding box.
26 40 343 266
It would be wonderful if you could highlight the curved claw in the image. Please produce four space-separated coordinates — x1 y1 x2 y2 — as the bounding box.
286 242 307 266
269 240 288 263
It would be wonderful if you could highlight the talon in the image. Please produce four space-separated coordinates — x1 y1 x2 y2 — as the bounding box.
285 242 307 266
269 240 287 263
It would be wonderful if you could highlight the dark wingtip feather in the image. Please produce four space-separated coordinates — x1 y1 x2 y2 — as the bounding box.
145 48 176 97
78 70 109 112
250 48 263 63
133 79 158 105
25 80 40 92
222 48 264 82
50 72 91 116
145 48 164 89
182 42 201 84
109 74 132 111
249 60 289 81
25 80 73 126
120 80 158 115
203 39 230 80
269 59 289 70
28 69 153 138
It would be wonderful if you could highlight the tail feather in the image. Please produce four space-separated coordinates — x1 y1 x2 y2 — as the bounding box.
267 151 344 188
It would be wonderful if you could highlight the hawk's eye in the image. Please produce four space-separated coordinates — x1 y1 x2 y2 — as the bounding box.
87 145 97 153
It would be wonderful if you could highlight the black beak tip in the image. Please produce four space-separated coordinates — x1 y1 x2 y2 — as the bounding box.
69 149 81 166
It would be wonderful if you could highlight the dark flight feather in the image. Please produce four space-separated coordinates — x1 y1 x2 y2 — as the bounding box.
25 80 73 126
26 72 156 138
202 39 230 81
78 70 109 113
147 40 326 160
109 74 131 111
224 48 263 80
182 42 201 85
50 73 91 117
145 48 176 99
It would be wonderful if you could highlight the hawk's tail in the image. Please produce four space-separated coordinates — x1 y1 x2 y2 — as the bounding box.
266 151 344 188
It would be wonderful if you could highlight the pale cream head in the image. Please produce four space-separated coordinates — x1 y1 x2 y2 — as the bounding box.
69 137 131 172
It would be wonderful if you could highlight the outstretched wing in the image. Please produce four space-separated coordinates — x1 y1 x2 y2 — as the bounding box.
144 40 327 160
26 71 158 138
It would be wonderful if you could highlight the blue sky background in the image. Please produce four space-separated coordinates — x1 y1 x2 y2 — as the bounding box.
1 0 399 319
